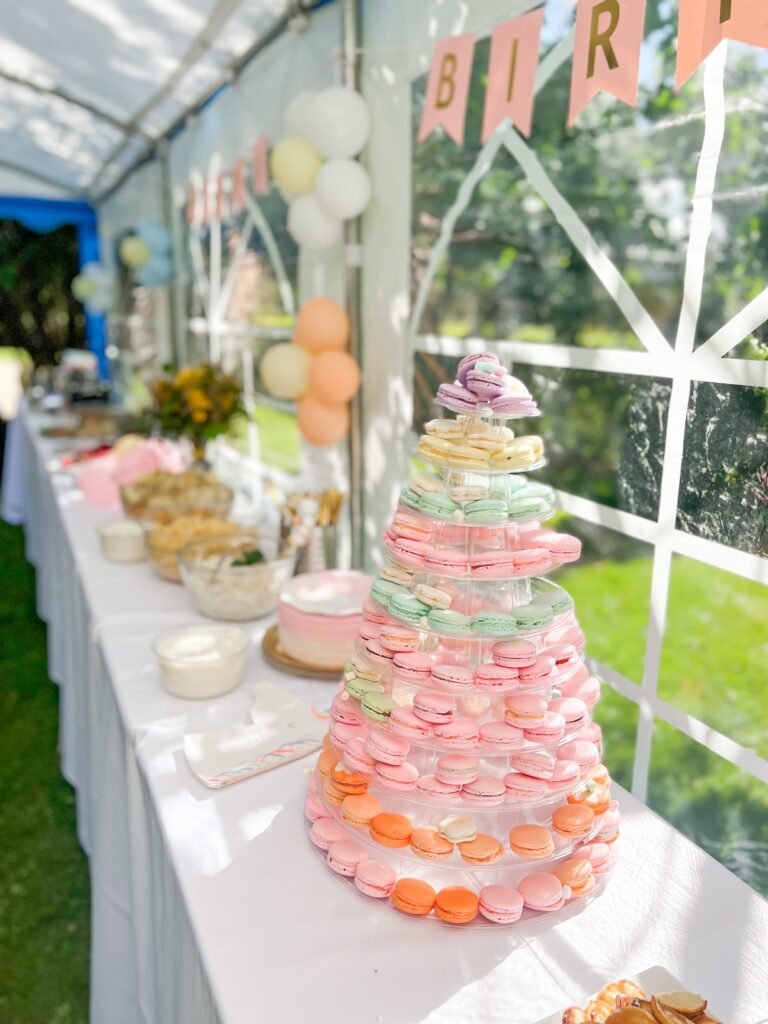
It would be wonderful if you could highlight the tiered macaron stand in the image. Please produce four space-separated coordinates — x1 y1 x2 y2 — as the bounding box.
304 354 618 927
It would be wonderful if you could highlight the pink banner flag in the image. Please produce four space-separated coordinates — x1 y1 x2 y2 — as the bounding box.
231 157 246 212
251 136 270 195
677 0 768 87
216 172 229 221
482 10 544 140
568 0 646 126
418 33 476 146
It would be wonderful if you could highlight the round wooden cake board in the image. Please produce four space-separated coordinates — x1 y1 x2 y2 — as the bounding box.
261 625 342 681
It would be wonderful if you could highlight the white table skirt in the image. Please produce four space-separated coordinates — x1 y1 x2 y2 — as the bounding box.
5 404 768 1024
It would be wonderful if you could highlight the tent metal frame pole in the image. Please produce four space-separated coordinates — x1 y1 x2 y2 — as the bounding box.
341 0 365 570
157 140 183 366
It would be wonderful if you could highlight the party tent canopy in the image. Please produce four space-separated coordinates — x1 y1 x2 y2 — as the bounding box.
0 0 295 199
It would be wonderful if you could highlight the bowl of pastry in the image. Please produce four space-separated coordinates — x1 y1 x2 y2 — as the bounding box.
178 530 296 620
145 515 239 583
120 469 233 524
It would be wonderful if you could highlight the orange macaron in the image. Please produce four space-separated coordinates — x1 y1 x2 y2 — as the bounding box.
317 748 337 777
391 877 436 916
458 833 504 865
322 775 346 806
552 804 595 839
369 812 413 847
553 857 596 898
434 886 479 925
509 824 555 859
340 794 382 828
410 827 454 861
331 765 369 795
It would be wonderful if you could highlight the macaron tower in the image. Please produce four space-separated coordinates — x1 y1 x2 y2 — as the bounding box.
305 353 618 927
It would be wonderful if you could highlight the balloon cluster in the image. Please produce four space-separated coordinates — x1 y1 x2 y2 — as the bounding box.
119 219 174 286
260 298 360 447
270 86 371 251
71 262 115 314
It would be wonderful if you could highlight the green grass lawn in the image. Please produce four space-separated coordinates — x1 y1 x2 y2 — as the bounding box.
0 522 90 1023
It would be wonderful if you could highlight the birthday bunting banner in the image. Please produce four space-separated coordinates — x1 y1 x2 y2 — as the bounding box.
417 0 768 147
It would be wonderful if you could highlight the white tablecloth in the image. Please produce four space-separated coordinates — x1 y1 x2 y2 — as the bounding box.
4 405 768 1024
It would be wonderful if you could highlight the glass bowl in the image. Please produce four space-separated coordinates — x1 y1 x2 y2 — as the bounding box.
179 530 296 620
145 516 240 582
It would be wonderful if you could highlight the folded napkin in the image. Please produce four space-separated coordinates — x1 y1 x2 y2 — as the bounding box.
184 682 327 789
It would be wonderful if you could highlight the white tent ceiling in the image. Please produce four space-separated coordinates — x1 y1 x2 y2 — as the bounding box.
0 0 292 198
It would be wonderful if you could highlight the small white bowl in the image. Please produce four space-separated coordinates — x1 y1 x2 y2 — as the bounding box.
99 520 147 563
153 624 249 699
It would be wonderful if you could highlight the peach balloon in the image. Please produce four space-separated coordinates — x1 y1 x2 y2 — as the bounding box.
297 395 350 447
309 350 360 404
294 297 349 353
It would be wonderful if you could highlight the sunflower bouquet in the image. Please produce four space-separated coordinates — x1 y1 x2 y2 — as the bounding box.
149 363 244 458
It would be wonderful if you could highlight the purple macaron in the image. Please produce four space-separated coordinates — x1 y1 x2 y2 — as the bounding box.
436 383 479 414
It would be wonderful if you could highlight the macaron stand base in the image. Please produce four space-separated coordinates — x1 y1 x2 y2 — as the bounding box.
303 354 618 927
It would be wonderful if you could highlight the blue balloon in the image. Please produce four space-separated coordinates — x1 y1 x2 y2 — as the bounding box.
135 218 171 256
137 254 174 287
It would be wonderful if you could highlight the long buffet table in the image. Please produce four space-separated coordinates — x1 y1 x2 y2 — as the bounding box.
3 404 768 1024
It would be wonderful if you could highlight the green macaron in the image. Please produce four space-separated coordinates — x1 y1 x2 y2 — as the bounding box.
427 609 471 634
507 495 551 521
345 676 385 700
463 498 508 524
389 593 430 625
419 492 461 520
534 588 574 616
400 485 421 509
371 577 408 606
360 692 398 722
470 612 518 637
512 603 554 630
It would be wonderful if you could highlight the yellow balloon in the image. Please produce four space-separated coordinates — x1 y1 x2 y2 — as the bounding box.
269 137 324 196
259 342 311 400
120 236 151 269
72 274 96 301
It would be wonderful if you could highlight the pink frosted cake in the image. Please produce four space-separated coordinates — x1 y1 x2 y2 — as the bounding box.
278 570 374 670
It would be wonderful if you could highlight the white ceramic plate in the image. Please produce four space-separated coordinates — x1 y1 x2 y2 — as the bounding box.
534 965 690 1024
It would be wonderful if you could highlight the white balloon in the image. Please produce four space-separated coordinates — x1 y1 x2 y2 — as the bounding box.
307 87 370 159
283 90 317 138
287 195 342 250
314 159 371 220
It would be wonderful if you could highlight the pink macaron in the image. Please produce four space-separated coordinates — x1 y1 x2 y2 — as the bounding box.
539 533 582 563
559 673 601 709
504 693 548 728
430 663 475 691
413 690 456 724
374 761 419 792
524 711 566 744
581 722 603 746
492 639 538 669
548 697 588 727
510 750 556 780
354 859 397 898
546 622 585 652
343 736 378 775
596 800 621 842
416 774 462 803
389 537 430 569
547 759 580 792
363 598 391 625
473 663 519 692
358 621 382 643
304 791 332 822
518 872 566 912
519 655 556 682
389 707 433 741
433 718 480 748
391 511 431 542
331 693 365 727
504 772 549 801
479 720 524 751
423 548 470 575
330 721 367 749
327 838 368 875
365 728 410 766
546 643 579 669
393 652 434 681
478 884 524 924
378 624 420 653
364 639 395 667
468 551 515 579
461 774 507 806
513 549 553 576
310 818 348 850
435 755 479 786
573 841 615 874
558 740 600 773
